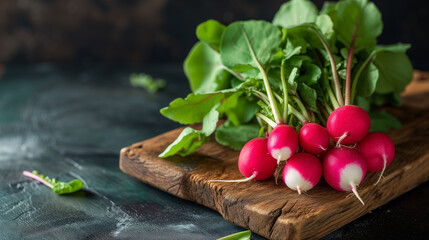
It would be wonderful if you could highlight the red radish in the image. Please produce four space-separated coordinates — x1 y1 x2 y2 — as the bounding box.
209 138 277 182
283 153 322 194
323 147 367 205
327 105 371 146
267 124 298 165
357 132 395 185
299 123 330 154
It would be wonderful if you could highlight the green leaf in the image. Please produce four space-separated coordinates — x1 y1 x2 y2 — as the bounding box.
315 14 334 36
373 51 413 94
218 230 251 240
369 111 401 132
160 92 225 124
220 20 282 69
30 170 84 195
357 62 379 97
196 19 226 52
284 34 308 59
201 103 221 135
225 96 259 126
298 62 322 86
355 96 371 111
272 0 318 28
375 43 411 53
159 127 208 158
298 83 318 112
130 73 166 93
215 122 260 151
160 103 221 157
332 0 383 52
52 179 85 194
184 42 231 94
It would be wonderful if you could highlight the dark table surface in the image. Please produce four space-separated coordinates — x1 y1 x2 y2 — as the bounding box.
0 64 428 240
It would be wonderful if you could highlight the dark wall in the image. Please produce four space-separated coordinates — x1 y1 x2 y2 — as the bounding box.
0 0 428 69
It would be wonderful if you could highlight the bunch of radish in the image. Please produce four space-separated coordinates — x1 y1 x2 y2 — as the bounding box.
210 104 396 206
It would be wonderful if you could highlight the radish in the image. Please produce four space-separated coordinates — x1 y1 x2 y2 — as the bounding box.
357 132 395 185
267 124 298 165
283 153 322 194
327 105 370 146
299 123 330 154
323 147 367 205
209 137 277 182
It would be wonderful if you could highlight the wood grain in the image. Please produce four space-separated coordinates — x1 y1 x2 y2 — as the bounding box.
119 72 429 240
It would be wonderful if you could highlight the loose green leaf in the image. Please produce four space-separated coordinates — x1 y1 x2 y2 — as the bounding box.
130 73 166 93
369 111 401 132
184 42 231 94
26 170 84 195
218 230 251 240
52 180 85 194
160 92 225 124
373 51 413 94
215 122 260 150
220 20 282 70
196 19 226 51
273 0 318 28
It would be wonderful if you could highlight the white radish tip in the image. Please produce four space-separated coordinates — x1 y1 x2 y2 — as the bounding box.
350 183 365 205
374 155 387 186
297 186 302 195
207 172 257 183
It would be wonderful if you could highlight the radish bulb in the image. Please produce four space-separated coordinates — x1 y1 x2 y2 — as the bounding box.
283 153 322 194
267 124 298 165
357 132 395 185
209 138 277 183
299 123 330 154
327 105 370 146
323 147 367 205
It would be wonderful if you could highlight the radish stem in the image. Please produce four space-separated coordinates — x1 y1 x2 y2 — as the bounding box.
374 155 387 186
22 170 54 189
345 20 360 105
208 172 257 183
241 28 282 124
350 51 376 104
310 27 344 106
256 113 277 128
280 60 290 123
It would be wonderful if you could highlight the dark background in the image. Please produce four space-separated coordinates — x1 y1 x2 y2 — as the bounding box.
0 0 428 70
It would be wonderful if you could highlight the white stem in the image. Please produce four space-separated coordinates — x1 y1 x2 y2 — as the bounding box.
208 172 257 183
374 155 387 186
350 182 365 205
256 113 277 128
22 170 54 189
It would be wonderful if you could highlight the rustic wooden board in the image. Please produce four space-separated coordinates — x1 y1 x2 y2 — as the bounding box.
119 72 429 240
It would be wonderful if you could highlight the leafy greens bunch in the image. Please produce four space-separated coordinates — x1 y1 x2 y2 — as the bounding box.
159 0 413 158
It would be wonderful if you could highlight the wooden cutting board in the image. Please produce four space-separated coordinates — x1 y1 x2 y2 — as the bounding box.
119 71 429 240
